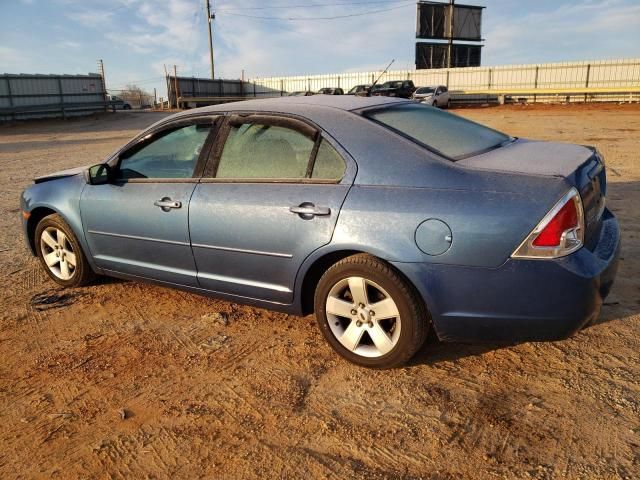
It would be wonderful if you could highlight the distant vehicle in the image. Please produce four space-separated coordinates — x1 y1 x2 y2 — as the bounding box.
346 84 371 96
413 85 451 108
317 88 344 95
107 95 132 110
21 96 619 369
371 80 416 99
369 84 385 95
288 91 315 97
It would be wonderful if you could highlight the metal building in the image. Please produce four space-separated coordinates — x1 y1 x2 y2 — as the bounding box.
0 73 107 121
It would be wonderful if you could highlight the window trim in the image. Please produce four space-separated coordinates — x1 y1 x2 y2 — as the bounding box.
203 113 347 184
109 116 222 184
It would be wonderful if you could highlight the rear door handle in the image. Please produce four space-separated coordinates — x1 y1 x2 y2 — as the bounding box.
154 197 182 212
290 202 331 219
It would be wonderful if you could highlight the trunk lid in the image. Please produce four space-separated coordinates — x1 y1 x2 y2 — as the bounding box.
458 139 607 246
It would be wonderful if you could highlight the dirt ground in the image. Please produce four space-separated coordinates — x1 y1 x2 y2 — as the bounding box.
0 104 638 479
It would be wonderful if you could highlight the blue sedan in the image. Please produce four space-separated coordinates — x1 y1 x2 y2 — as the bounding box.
20 96 620 368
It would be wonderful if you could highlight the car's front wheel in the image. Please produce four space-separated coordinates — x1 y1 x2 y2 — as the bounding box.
314 254 429 368
35 214 95 287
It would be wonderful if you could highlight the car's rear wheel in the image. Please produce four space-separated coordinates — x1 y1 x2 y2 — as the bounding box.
314 254 429 368
35 214 95 287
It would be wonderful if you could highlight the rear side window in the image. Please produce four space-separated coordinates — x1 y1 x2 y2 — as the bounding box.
312 140 346 180
217 123 314 179
365 103 510 160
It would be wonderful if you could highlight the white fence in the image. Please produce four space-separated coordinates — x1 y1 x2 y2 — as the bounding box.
249 58 640 103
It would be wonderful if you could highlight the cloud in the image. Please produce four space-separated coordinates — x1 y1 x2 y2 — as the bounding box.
0 46 23 71
58 0 640 90
482 0 640 64
67 9 116 27
57 40 82 49
214 1 417 78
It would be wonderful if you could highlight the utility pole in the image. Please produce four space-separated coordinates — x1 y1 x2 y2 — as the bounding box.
205 0 215 79
447 0 455 68
97 59 107 111
173 64 180 108
163 64 170 108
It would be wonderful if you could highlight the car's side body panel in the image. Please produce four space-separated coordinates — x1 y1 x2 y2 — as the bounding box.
21 174 102 272
80 182 200 286
393 209 620 342
190 182 352 303
329 183 567 268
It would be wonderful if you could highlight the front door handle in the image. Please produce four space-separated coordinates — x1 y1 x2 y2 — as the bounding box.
154 197 182 212
290 202 331 220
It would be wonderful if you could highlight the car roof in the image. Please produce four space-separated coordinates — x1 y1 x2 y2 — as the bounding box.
173 95 409 117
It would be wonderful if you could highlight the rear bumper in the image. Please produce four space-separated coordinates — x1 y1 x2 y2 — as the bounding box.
393 208 621 343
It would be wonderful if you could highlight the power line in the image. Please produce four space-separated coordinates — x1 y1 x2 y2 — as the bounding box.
220 2 414 20
216 0 413 11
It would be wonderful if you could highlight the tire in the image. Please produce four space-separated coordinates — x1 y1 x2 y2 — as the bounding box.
35 213 95 288
445 99 451 109
314 254 429 368
123 104 131 110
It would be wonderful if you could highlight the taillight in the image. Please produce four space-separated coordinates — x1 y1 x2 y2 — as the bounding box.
512 188 584 259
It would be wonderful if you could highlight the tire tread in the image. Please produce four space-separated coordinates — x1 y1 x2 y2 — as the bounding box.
315 253 429 368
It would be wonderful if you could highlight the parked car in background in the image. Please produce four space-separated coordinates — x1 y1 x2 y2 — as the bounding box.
21 96 619 369
413 85 451 108
369 84 385 95
371 80 416 99
107 94 132 110
346 84 371 96
287 91 315 96
317 88 344 95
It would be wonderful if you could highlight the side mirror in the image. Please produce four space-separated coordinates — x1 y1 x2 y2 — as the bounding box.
86 163 113 185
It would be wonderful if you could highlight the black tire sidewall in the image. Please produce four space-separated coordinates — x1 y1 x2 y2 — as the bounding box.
35 214 90 287
314 258 424 368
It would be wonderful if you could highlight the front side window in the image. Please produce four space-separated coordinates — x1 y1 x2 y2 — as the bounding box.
216 123 315 179
364 103 510 160
118 123 211 179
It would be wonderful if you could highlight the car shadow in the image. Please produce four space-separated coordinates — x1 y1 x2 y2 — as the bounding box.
407 332 517 367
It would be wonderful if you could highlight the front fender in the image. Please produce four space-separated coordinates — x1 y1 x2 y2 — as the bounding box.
21 175 101 273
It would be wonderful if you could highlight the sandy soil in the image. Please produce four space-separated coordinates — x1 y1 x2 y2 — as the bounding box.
0 105 638 479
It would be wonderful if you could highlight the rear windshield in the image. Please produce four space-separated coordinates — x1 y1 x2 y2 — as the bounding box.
364 103 511 160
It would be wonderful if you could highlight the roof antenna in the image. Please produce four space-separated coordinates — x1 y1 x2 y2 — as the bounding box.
371 59 395 89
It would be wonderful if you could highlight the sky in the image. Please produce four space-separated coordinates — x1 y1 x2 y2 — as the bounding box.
1 0 639 99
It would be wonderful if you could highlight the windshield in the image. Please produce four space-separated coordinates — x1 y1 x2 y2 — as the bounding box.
364 103 511 160
415 87 436 94
348 85 367 94
382 81 402 88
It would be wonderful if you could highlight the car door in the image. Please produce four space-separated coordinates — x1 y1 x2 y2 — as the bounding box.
189 114 356 304
433 87 442 106
80 116 218 286
441 86 450 105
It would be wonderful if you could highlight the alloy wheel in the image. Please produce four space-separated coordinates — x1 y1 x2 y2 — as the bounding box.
325 276 401 358
40 227 77 280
